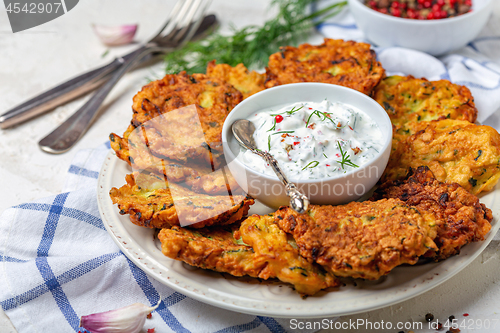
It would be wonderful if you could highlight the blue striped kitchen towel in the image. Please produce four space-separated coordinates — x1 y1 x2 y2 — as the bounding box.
318 0 500 123
0 142 322 333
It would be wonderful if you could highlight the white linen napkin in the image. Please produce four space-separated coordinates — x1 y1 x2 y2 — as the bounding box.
318 1 500 123
0 143 323 333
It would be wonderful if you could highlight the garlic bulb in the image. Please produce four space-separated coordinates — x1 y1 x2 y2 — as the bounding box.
80 301 159 333
92 24 138 46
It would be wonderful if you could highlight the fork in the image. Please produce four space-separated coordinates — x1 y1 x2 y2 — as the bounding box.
38 0 211 154
0 0 213 130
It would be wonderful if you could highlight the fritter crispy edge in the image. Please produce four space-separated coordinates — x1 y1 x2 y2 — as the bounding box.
206 60 265 99
374 75 477 130
265 38 385 95
110 173 253 229
383 119 500 194
372 166 492 260
158 214 339 296
275 199 437 280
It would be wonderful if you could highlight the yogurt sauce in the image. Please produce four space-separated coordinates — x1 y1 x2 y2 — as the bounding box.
237 99 384 180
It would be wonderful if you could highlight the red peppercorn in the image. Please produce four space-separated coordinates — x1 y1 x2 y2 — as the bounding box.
391 1 400 8
423 1 431 8
437 0 445 6
392 7 402 16
275 115 283 123
427 12 434 19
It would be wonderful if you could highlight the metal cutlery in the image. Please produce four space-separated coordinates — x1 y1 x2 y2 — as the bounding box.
0 1 215 130
36 0 211 153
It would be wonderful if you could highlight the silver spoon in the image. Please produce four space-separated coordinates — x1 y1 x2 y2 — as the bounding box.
232 119 310 214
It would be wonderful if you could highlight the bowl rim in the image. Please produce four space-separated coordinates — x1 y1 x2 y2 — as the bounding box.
222 82 392 185
348 0 493 25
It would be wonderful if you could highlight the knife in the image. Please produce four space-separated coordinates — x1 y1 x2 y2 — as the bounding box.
0 14 217 129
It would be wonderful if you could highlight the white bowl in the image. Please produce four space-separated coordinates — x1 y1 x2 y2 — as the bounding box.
222 83 392 209
348 0 494 56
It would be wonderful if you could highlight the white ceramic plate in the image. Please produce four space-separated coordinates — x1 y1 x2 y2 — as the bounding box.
97 151 499 318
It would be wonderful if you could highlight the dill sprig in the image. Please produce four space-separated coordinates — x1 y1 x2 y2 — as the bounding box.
336 142 359 169
267 118 277 132
302 161 320 170
164 0 347 73
305 109 335 127
271 105 305 117
272 131 295 135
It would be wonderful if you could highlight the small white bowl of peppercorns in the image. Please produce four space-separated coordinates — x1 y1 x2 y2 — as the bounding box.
348 0 494 56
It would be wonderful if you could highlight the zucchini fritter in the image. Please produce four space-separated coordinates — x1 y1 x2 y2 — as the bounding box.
158 215 339 296
110 72 243 169
373 75 477 130
275 200 437 280
206 60 265 99
109 126 239 195
373 166 492 261
109 173 253 229
383 119 500 195
265 38 385 95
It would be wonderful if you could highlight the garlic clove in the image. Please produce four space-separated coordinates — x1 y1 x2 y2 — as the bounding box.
80 301 159 333
92 24 138 46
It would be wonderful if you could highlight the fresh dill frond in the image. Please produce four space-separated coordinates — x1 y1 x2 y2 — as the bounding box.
336 142 359 169
271 105 304 117
267 117 277 132
302 160 320 170
286 105 304 116
272 131 295 135
164 0 347 73
305 109 335 127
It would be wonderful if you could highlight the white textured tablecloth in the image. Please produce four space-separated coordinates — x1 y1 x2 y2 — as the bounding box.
2 1 500 332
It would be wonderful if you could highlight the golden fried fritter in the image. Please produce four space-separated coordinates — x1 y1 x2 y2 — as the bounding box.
275 200 437 280
265 38 385 95
373 75 477 130
383 119 500 195
110 127 239 195
111 72 243 169
372 166 492 261
158 214 339 296
206 60 265 99
109 173 253 229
